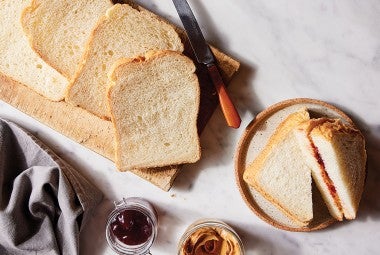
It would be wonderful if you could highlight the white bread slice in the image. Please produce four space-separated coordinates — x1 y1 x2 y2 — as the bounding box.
295 118 344 220
21 0 112 79
0 0 68 101
66 3 184 119
243 109 313 227
296 119 366 220
107 50 200 169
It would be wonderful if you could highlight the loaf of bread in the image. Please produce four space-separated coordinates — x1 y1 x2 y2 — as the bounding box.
243 108 313 227
107 50 201 169
66 3 184 119
295 118 366 220
0 0 68 101
0 0 240 191
21 0 113 79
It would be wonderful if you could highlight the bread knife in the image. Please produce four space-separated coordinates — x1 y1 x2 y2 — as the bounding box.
171 0 241 129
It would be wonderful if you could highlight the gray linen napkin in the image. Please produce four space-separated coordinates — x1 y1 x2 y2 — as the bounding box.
0 118 103 255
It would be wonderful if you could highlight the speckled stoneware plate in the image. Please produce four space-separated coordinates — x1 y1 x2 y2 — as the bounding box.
235 98 354 232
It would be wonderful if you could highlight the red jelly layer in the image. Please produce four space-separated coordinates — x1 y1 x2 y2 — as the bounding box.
311 142 343 213
110 209 153 246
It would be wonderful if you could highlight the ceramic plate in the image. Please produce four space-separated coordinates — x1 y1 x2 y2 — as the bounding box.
235 98 354 231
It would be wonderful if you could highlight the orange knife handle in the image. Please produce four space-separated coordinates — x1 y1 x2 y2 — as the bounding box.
207 63 241 129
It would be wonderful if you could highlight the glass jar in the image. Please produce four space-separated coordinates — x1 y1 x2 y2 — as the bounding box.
177 219 244 255
106 197 158 255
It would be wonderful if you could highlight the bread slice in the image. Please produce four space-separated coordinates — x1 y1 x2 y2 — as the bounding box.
21 0 112 79
243 108 313 227
0 0 68 101
294 118 343 220
66 3 184 119
107 50 200 169
295 119 366 220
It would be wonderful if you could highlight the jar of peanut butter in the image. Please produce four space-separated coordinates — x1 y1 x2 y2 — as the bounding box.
178 219 245 255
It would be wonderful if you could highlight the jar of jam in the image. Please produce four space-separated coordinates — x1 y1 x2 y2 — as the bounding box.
106 197 158 255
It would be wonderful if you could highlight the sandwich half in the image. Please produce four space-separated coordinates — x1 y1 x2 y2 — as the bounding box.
243 108 313 227
295 118 366 220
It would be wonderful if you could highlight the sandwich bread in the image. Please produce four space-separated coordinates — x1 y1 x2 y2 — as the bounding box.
243 108 313 227
66 3 184 119
0 0 68 101
295 118 366 220
107 50 201 169
21 0 113 79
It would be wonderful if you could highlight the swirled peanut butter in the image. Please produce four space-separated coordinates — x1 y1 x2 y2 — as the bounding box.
180 226 241 255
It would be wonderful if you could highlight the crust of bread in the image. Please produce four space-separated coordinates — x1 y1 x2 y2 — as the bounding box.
313 119 363 140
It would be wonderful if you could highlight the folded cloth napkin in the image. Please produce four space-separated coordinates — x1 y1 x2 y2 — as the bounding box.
0 118 103 255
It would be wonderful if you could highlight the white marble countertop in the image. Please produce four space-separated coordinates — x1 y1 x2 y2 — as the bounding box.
1 0 380 254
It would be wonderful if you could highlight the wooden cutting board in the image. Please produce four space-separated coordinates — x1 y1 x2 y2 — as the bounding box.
0 3 240 191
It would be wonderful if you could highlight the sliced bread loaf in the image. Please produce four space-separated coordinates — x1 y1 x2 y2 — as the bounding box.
107 50 200 170
21 0 112 79
0 0 68 101
66 3 184 119
243 108 313 227
296 119 366 220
